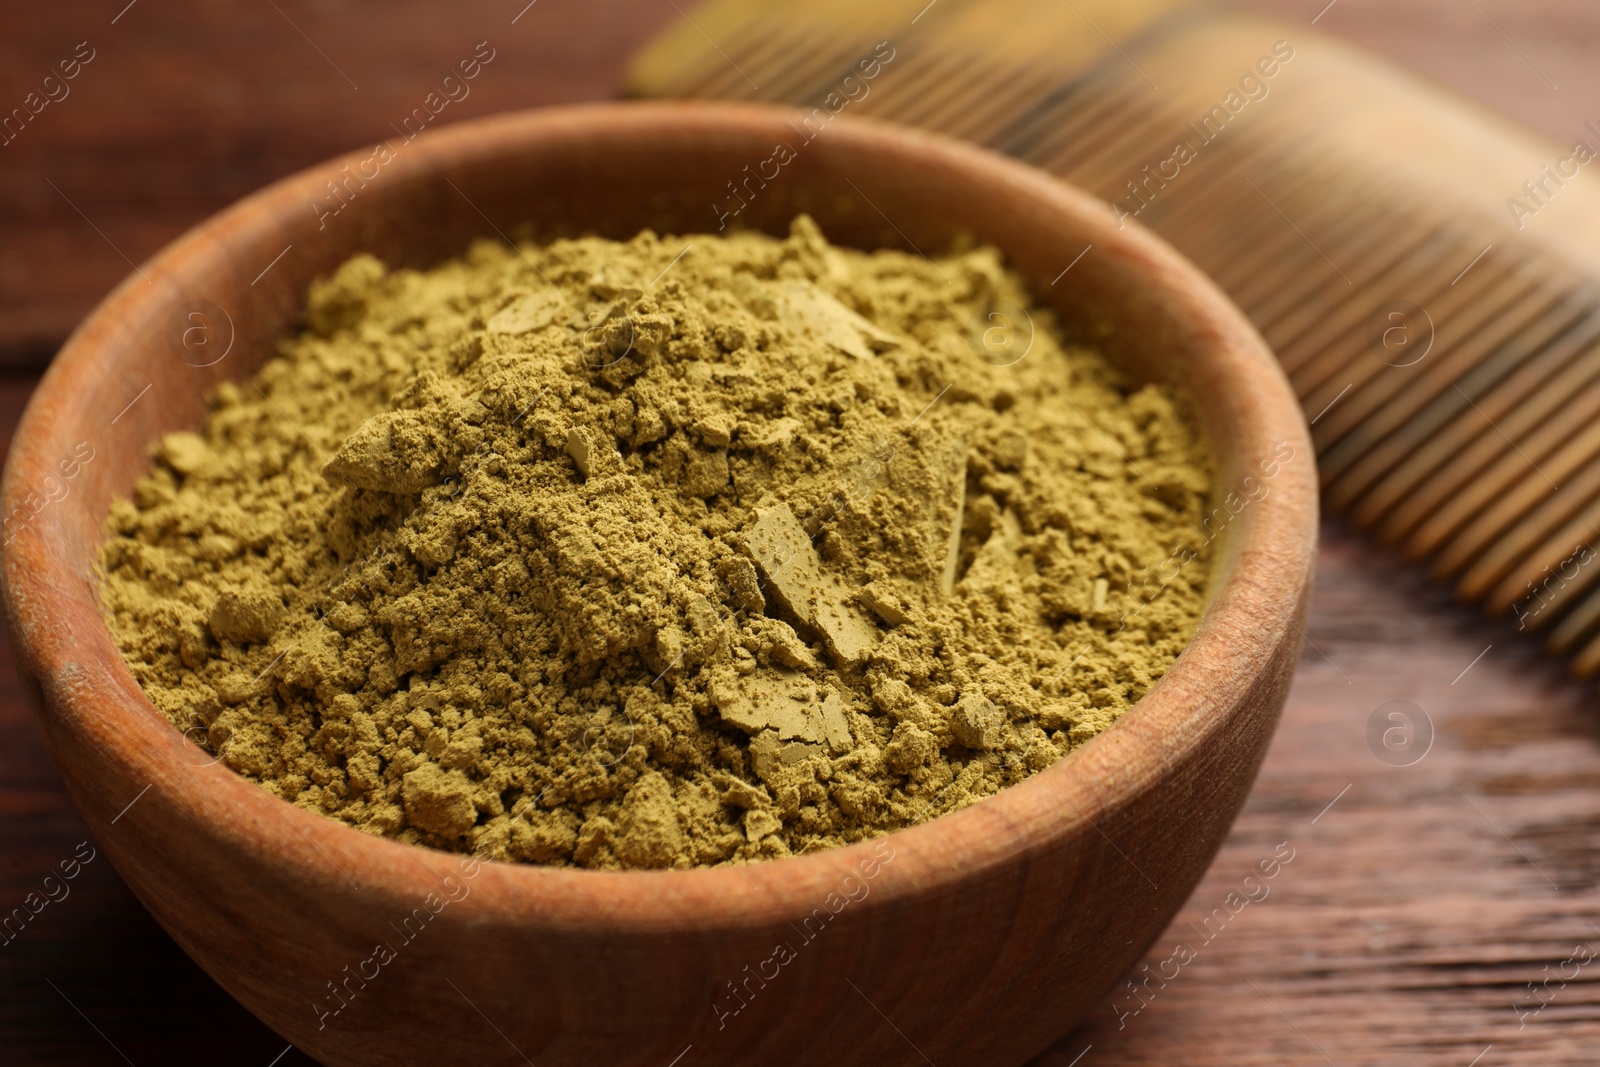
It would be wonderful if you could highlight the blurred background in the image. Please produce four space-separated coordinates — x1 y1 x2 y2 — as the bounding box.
6 1 1600 1064
7 0 1600 371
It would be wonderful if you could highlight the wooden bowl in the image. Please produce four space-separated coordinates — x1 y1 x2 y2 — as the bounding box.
0 102 1316 1067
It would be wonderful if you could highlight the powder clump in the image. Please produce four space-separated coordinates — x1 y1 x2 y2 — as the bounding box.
100 216 1214 869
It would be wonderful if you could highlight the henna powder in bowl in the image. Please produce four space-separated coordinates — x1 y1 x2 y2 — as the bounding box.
98 215 1214 870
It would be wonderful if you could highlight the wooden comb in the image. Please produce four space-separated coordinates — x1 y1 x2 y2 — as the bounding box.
628 0 1600 676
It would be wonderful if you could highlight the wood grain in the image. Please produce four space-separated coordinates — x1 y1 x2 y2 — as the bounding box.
0 0 679 365
1053 533 1600 1066
0 1 1597 1065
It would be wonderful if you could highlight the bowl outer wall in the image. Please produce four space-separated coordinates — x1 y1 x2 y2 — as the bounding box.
0 101 1316 1066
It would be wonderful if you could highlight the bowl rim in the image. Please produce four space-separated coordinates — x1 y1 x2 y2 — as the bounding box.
0 99 1317 929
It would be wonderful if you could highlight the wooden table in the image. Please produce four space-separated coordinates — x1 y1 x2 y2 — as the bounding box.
5 2 1600 1063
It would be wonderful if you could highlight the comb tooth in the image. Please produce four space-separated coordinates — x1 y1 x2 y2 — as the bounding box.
1378 316 1600 547
1266 227 1465 389
1076 97 1286 202
1000 73 1136 163
1107 141 1347 270
745 16 911 105
1417 413 1600 572
1190 211 1336 303
939 71 1070 146
1225 159 1433 295
1219 196 1406 325
1238 210 1449 366
991 78 1095 156
787 14 1047 129
672 18 790 100
1339 287 1600 528
1191 184 1370 287
1196 215 1373 341
1055 101 1205 195
1548 580 1600 655
1482 501 1600 616
746 29 870 103
1023 88 1162 185
1159 192 1307 280
1142 140 1287 225
779 40 917 108
1239 212 1420 332
867 52 1014 133
891 62 1050 144
1571 629 1600 678
1172 147 1385 291
1457 498 1595 607
1308 258 1550 461
688 0 940 104
625 6 762 97
1437 427 1600 587
1015 84 1315 246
